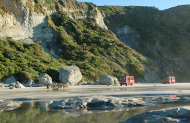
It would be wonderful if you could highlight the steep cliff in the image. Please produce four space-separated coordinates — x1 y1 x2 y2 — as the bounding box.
0 0 150 82
0 0 107 41
0 0 55 43
2 0 189 82
100 5 190 81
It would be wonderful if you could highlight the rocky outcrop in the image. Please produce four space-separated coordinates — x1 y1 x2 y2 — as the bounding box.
0 100 22 111
0 0 108 61
145 96 190 103
117 25 140 49
9 81 25 89
24 80 36 87
59 66 82 85
125 106 190 123
99 75 119 85
5 76 17 84
38 73 52 86
0 0 55 42
49 96 149 110
95 7 108 29
15 81 25 88
0 0 107 42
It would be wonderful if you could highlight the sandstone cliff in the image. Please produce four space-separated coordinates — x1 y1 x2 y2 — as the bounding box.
0 0 107 42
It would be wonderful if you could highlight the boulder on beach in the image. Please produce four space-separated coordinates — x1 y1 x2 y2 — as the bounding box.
5 76 17 84
10 81 25 88
99 75 119 85
59 66 82 86
24 80 36 87
0 83 4 87
38 73 52 86
15 81 25 88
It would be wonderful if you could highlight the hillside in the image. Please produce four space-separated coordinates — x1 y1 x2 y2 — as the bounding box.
100 5 190 81
0 0 150 82
0 0 190 82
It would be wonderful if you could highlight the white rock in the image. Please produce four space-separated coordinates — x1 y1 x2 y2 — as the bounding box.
5 76 17 84
25 80 35 87
0 101 22 111
15 81 25 88
38 73 52 86
99 75 119 85
59 66 82 86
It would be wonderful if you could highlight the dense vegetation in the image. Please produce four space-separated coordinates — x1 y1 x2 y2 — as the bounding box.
49 12 150 80
4 0 190 82
100 5 190 81
100 6 190 58
99 6 163 58
0 0 151 82
26 0 95 15
0 38 64 82
0 12 149 83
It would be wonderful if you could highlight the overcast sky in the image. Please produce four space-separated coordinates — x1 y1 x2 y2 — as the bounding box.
77 0 190 10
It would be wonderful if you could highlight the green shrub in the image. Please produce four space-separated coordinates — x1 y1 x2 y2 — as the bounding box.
16 71 32 82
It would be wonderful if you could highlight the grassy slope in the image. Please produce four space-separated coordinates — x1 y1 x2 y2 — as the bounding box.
0 0 151 82
49 12 150 80
0 38 64 82
100 5 190 81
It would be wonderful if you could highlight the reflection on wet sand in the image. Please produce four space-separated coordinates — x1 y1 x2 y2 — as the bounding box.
120 87 135 91
0 99 190 123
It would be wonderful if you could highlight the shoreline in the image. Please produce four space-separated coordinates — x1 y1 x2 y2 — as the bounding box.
0 83 190 101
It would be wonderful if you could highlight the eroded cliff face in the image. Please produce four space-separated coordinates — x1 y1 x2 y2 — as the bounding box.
0 0 26 17
0 0 54 43
95 7 108 30
0 0 107 43
117 26 139 50
116 25 185 82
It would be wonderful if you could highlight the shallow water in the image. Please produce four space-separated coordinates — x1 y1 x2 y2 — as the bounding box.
1 99 190 123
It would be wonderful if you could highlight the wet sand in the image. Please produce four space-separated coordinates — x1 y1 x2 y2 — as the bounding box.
0 83 190 101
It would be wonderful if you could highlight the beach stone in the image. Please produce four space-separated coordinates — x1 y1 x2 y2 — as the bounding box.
15 81 25 88
25 80 35 87
9 81 25 88
0 101 22 111
59 66 82 86
99 75 119 85
87 98 114 110
39 73 52 86
49 98 87 109
49 96 149 111
0 83 4 87
9 86 15 89
5 76 17 84
125 106 190 123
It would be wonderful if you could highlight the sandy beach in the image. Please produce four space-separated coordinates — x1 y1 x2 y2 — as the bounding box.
0 83 190 101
